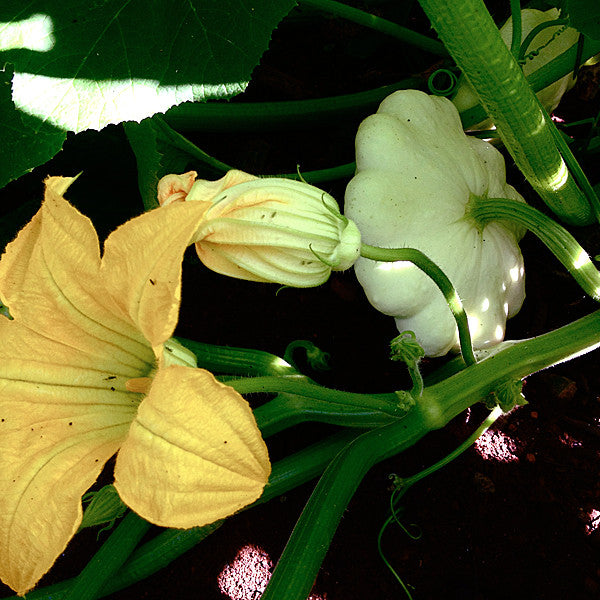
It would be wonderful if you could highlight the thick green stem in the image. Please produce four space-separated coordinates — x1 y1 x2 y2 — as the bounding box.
300 0 449 56
418 0 593 224
467 196 600 301
360 244 476 366
253 392 404 437
62 511 151 600
230 375 403 418
164 80 419 132
260 418 429 600
261 309 600 600
460 35 600 127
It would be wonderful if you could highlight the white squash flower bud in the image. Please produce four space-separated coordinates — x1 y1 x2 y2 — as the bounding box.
453 8 580 127
157 170 361 288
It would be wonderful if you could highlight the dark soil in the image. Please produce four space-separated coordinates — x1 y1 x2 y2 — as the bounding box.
1 2 600 599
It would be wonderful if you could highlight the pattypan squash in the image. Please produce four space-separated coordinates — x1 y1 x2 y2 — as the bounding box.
344 89 526 357
453 8 579 125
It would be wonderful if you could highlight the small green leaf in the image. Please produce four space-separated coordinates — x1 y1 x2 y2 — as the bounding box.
566 0 600 39
0 300 13 320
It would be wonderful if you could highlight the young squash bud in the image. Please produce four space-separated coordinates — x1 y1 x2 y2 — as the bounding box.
158 170 361 287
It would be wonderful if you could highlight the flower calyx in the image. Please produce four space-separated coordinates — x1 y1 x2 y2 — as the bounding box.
484 379 527 412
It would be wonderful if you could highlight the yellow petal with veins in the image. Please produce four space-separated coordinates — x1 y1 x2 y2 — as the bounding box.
0 315 139 595
114 366 271 528
0 177 155 373
0 179 146 594
101 198 210 351
0 374 133 595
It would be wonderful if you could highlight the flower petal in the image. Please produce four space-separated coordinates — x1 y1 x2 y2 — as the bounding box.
114 366 271 528
196 242 331 287
186 169 258 203
157 171 197 206
0 353 134 594
0 177 155 374
101 200 210 350
0 176 152 593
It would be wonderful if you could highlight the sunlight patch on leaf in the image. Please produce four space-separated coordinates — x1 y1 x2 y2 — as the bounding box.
12 73 247 132
0 14 54 51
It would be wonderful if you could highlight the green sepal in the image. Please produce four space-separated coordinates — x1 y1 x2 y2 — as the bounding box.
79 485 127 532
0 301 13 320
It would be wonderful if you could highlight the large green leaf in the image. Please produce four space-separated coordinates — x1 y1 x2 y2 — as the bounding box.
566 0 600 39
0 0 296 187
0 64 66 189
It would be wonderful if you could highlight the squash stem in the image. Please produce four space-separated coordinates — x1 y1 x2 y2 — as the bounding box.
509 0 522 59
62 511 151 600
417 0 593 224
360 244 477 366
260 310 600 600
467 196 600 301
164 80 420 132
299 0 449 56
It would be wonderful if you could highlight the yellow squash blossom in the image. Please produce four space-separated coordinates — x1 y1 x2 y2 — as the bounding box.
0 177 271 595
158 169 361 287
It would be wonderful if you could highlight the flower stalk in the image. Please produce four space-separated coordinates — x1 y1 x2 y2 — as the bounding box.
467 196 600 301
360 244 476 366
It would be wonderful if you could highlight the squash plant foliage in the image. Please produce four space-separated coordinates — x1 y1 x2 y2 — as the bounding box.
0 0 600 599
